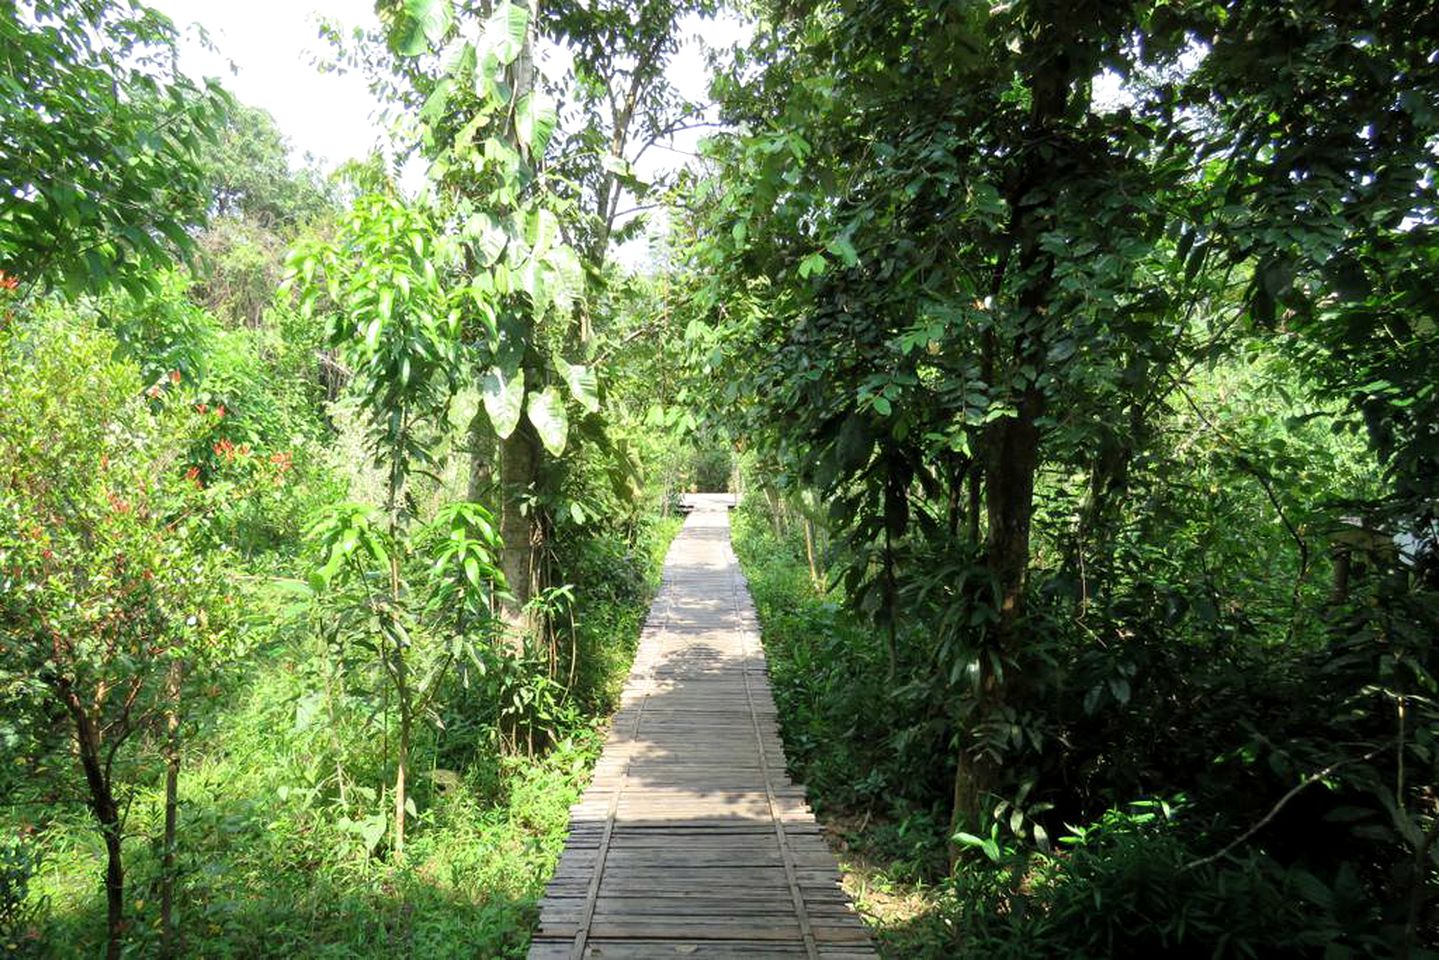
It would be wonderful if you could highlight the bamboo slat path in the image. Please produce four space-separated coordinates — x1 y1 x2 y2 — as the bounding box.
530 494 877 960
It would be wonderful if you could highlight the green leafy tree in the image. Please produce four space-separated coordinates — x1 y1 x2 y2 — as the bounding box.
290 186 508 857
0 0 230 298
691 0 1439 864
190 103 338 329
201 104 333 231
0 308 244 959
693 0 1202 836
369 0 593 621
544 0 721 272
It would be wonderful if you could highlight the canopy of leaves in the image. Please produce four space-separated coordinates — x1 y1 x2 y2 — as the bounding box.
0 0 231 298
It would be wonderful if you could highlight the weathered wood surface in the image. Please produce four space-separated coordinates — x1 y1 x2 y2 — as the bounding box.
530 494 876 960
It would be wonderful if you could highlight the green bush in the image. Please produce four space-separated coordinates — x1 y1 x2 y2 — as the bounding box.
0 831 42 952
732 483 1439 959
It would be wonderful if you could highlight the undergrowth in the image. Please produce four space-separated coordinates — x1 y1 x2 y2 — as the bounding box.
9 516 681 958
733 497 1436 959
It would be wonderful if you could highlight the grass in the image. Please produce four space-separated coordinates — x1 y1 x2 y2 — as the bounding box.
7 515 683 958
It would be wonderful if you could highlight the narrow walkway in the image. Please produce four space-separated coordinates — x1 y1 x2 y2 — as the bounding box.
530 495 876 959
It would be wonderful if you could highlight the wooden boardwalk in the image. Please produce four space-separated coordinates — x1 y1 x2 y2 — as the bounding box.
530 495 876 960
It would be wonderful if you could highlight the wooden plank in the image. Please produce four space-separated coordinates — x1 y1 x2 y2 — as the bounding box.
527 500 876 960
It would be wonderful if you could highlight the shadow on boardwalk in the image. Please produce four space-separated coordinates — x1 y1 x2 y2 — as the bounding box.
529 499 876 959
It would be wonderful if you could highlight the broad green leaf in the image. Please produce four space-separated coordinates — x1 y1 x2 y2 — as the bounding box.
495 314 526 369
529 207 559 259
447 385 481 430
441 38 477 77
516 93 558 157
798 252 827 278
392 0 454 57
420 77 454 122
484 1 529 66
561 362 600 413
544 245 583 313
527 386 568 456
364 316 384 352
466 212 507 267
826 235 858 267
358 814 387 852
516 256 543 301
480 365 525 439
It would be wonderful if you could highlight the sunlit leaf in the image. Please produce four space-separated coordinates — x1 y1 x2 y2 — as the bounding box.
527 385 568 455
516 92 558 157
480 365 525 439
484 1 529 66
392 0 454 57
561 362 600 413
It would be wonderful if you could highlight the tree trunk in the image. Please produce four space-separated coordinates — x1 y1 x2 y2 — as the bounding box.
946 399 1042 842
393 706 410 860
950 712 999 858
100 813 125 960
499 419 541 627
67 699 124 960
803 517 822 591
985 395 1042 651
465 410 496 504
160 660 183 960
967 461 983 545
494 0 542 638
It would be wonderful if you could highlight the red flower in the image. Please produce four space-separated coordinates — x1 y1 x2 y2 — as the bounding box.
184 466 201 481
196 403 208 414
215 405 226 418
169 370 182 384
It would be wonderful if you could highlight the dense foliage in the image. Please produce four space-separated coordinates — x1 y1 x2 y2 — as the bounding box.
0 0 229 298
0 0 706 955
693 1 1439 956
2 0 1436 956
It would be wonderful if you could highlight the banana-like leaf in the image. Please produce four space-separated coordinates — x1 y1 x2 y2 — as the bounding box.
517 92 558 156
484 1 529 66
562 362 600 413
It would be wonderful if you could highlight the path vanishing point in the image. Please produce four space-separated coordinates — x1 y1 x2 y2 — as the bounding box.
529 494 878 959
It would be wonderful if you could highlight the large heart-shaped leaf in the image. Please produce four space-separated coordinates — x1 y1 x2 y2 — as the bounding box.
484 1 529 66
480 365 525 439
516 92 558 157
545 245 584 313
561 362 599 414
526 386 568 456
466 212 507 267
528 207 559 260
392 0 454 57
447 385 480 430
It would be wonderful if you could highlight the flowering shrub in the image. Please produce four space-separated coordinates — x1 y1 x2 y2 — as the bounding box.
0 305 242 956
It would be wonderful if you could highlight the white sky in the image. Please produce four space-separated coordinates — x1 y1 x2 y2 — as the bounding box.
153 1 746 178
155 0 383 170
153 1 747 268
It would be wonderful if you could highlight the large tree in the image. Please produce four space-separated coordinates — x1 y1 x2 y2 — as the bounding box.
0 0 230 298
692 0 1439 843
